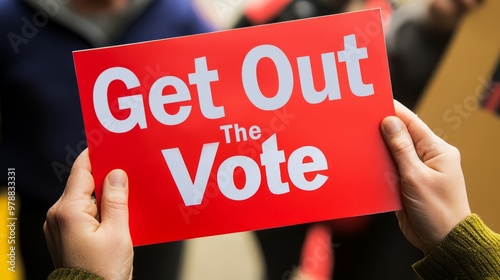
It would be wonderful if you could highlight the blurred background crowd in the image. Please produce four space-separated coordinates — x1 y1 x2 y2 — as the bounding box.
1 0 498 279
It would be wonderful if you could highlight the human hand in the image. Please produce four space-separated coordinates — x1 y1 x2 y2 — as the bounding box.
44 149 133 280
380 101 471 255
427 0 482 31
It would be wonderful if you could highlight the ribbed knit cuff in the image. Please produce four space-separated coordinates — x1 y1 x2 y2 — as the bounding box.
48 268 104 280
413 214 500 279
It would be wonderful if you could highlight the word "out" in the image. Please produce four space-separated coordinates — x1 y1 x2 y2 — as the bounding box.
93 34 373 133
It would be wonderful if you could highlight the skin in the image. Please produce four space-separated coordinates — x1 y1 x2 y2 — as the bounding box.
43 149 134 280
381 101 471 255
44 100 473 279
298 100 472 279
42 1 482 277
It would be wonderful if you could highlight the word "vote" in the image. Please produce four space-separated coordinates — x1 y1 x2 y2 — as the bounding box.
162 133 328 206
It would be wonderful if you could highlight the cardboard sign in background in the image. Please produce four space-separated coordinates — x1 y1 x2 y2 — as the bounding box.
416 0 500 230
74 10 400 246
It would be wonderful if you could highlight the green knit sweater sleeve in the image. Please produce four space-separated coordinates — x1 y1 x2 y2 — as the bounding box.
48 268 104 280
413 214 500 279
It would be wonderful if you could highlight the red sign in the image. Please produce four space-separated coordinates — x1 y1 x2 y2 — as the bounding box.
73 9 400 246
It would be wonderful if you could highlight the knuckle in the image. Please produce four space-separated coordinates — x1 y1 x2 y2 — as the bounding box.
45 205 58 222
447 145 461 160
104 193 128 211
419 141 440 161
49 204 73 226
391 136 414 157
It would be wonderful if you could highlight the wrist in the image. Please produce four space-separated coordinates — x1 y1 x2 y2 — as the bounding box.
413 214 500 279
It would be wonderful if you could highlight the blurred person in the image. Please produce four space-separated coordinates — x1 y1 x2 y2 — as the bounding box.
0 0 213 278
43 101 500 280
234 0 484 279
234 0 352 27
387 0 487 109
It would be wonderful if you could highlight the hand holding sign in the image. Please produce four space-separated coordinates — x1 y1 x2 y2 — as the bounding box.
44 149 134 280
382 101 471 255
43 101 481 278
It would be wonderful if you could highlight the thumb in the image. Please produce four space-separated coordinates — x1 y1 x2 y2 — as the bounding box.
381 116 424 173
100 169 129 231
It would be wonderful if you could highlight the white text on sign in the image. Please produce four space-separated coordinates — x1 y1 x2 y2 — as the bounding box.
92 34 373 133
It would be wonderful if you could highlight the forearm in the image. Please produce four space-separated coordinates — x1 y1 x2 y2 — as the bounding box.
413 214 500 279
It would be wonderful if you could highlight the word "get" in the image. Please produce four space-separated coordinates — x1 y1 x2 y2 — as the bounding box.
93 34 373 133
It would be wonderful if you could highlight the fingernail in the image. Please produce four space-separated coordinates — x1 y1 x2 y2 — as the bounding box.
382 117 403 135
108 169 127 188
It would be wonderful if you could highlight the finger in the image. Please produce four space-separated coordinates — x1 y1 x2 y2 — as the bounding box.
99 169 130 232
393 100 450 163
393 101 438 145
63 149 95 199
381 116 426 173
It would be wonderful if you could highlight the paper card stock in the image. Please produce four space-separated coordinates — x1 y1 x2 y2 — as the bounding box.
74 9 400 246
